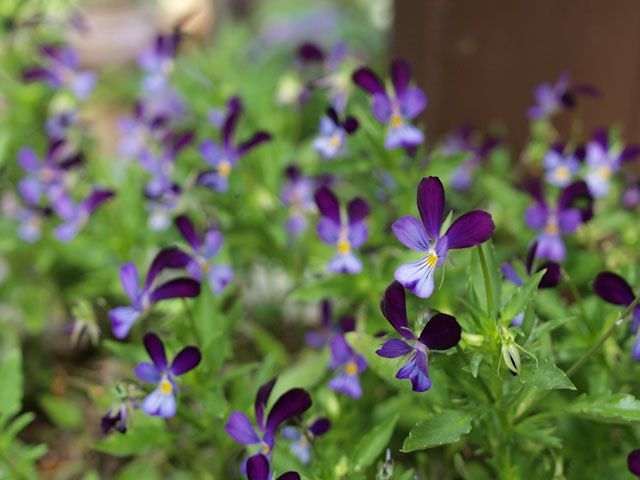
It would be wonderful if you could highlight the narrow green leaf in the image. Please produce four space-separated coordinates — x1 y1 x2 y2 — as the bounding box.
0 348 23 416
470 352 483 378
39 395 83 429
351 414 398 472
566 393 640 424
401 410 473 452
519 359 575 390
500 270 545 326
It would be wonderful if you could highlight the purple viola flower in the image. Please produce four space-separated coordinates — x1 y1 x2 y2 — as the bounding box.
305 299 355 349
593 272 640 360
623 181 640 209
584 130 640 198
327 334 367 398
629 450 640 478
23 45 96 99
101 403 128 434
501 241 561 326
444 127 500 191
134 332 201 418
175 215 233 295
300 42 352 112
50 188 114 242
527 73 598 120
377 281 461 392
312 107 358 159
2 192 51 243
45 110 78 141
197 97 271 193
246 454 300 480
352 59 426 150
281 166 316 237
543 147 580 187
525 180 593 262
314 187 369 274
17 141 82 206
392 176 495 298
108 247 201 339
140 131 193 198
146 183 182 231
117 103 168 161
138 30 181 79
225 378 312 471
281 418 330 465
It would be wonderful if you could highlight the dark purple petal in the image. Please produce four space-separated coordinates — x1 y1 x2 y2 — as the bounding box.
524 180 546 207
277 473 301 480
593 272 635 306
238 132 272 156
592 128 609 150
444 211 495 250
338 315 355 333
22 67 55 83
376 338 412 358
120 262 139 301
379 281 414 340
255 377 277 431
418 313 461 350
620 145 640 163
285 165 301 181
83 189 114 213
309 418 331 436
143 332 167 370
525 241 538 275
537 262 561 289
149 278 201 303
223 96 243 148
170 131 194 157
391 59 411 97
352 67 385 95
417 177 445 241
558 180 593 222
175 215 201 250
320 300 332 328
297 42 325 63
146 247 193 287
573 84 600 97
343 116 359 134
246 454 270 480
347 198 369 225
314 187 341 225
326 107 340 125
265 388 312 434
170 346 201 376
225 412 260 445
629 450 640 477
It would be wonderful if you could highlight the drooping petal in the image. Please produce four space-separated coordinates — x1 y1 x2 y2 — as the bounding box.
392 215 430 252
170 346 201 376
417 177 445 241
501 263 523 287
175 215 201 250
399 87 427 119
237 132 272 156
198 170 229 192
317 217 340 245
142 388 177 418
352 67 385 95
537 262 561 288
109 306 141 339
396 350 431 392
418 313 461 350
143 332 167 370
339 315 356 333
328 372 362 398
328 252 362 274
314 187 341 225
149 278 201 303
134 361 161 384
246 454 270 480
347 198 369 225
385 124 424 150
82 189 114 214
379 281 414 340
376 338 412 358
444 210 495 250
265 389 312 435
254 377 277 431
593 272 635 306
535 234 566 262
208 264 233 294
395 258 436 299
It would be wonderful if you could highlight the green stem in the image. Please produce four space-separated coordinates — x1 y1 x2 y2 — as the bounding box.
183 299 200 346
477 245 494 318
456 345 495 403
562 269 590 335
566 294 640 377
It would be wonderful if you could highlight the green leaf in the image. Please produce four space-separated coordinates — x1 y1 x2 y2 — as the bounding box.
268 350 329 405
351 414 398 472
39 395 83 429
469 352 483 378
519 359 575 390
500 270 545 326
0 348 23 416
566 393 640 424
401 410 473 452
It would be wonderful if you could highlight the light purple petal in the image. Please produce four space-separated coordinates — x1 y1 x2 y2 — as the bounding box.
328 252 362 274
329 335 352 367
203 230 224 258
392 215 430 252
372 93 392 123
198 170 228 192
396 350 431 392
199 140 223 167
18 148 40 171
134 361 161 383
207 264 233 294
558 208 581 234
317 217 340 245
109 306 141 339
399 87 427 119
501 262 523 286
535 234 566 262
142 388 177 418
347 222 368 248
71 71 96 100
225 412 260 445
328 372 362 398
18 178 42 205
394 259 436 299
120 262 140 301
525 205 548 230
385 125 424 150
376 338 412 358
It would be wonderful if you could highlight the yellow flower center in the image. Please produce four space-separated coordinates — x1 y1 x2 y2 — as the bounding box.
345 361 358 376
337 239 351 254
554 165 570 182
218 161 232 177
424 250 438 268
261 443 270 454
330 134 342 147
598 166 612 180
39 168 55 183
160 378 173 395
390 113 403 128
545 221 559 235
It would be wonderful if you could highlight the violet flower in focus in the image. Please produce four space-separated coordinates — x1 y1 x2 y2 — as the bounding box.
281 166 316 237
593 272 640 360
134 332 201 418
314 187 369 274
197 97 271 192
352 59 426 150
108 247 200 339
312 107 358 159
392 176 495 298
377 281 461 392
175 215 233 295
